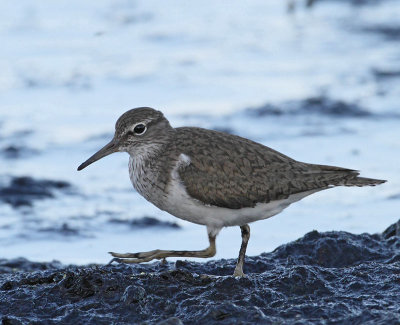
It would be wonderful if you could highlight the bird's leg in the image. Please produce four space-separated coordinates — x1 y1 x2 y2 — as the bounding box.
233 224 250 277
108 232 216 264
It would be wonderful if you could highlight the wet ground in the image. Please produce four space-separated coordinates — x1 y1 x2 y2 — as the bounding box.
1 1 400 322
1 0 399 264
1 219 399 324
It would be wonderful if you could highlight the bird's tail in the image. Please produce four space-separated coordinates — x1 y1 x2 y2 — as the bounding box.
343 176 386 187
307 163 386 187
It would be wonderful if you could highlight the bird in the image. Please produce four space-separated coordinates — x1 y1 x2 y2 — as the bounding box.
77 107 386 276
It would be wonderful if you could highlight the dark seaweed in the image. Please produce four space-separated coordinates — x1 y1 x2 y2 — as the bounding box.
0 176 72 208
0 145 38 159
109 216 181 229
247 96 374 118
362 25 400 41
372 68 400 80
38 223 82 237
307 0 384 6
1 220 399 324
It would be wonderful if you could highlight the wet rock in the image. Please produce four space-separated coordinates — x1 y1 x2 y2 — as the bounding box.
38 223 81 237
372 68 400 80
362 25 400 41
156 317 184 325
0 176 73 208
120 285 146 304
0 145 38 159
0 219 399 324
0 258 62 274
109 216 181 229
247 96 373 118
382 220 400 239
292 0 379 12
1 317 23 325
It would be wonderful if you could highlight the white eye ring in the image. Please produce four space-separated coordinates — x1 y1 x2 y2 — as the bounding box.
133 123 147 135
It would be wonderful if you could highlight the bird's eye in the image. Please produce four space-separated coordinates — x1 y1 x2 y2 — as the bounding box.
134 124 146 135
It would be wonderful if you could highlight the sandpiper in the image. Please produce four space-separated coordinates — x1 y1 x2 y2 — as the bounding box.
77 107 386 276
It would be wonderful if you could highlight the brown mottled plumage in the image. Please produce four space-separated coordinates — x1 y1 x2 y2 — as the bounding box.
78 107 386 276
174 127 381 209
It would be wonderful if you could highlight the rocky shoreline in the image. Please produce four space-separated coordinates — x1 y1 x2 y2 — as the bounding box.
1 220 399 324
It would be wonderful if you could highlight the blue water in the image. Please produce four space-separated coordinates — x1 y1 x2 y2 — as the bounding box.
0 0 399 264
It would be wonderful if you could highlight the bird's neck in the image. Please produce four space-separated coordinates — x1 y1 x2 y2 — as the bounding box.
127 142 163 163
128 140 170 198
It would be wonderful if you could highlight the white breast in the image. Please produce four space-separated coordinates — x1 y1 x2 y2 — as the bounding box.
129 153 147 198
163 154 317 236
128 143 165 201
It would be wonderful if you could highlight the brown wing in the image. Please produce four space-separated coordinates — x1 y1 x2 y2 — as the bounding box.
175 127 359 209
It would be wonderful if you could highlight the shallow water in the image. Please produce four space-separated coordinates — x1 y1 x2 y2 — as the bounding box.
0 0 399 264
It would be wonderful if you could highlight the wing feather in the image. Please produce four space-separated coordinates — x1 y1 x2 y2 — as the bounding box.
173 127 358 209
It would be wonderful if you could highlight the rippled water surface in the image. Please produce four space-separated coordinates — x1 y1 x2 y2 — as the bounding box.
0 0 399 264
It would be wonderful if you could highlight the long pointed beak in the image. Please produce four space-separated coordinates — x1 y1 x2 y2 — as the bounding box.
77 139 118 171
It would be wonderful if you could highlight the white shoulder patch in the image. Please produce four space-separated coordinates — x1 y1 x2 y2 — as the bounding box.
179 153 191 166
171 153 191 181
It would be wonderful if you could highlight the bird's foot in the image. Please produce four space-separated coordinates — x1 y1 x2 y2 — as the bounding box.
109 249 162 259
107 257 122 265
107 245 216 265
108 250 164 264
232 266 246 277
232 271 246 277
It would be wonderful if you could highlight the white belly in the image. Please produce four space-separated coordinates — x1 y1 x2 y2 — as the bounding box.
165 177 315 229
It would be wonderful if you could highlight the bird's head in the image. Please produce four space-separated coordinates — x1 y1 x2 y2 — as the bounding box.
77 107 173 171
